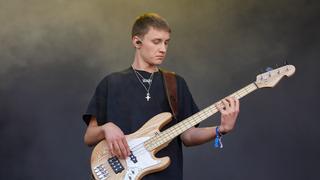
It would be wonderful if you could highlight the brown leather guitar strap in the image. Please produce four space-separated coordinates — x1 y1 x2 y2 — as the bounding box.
160 69 178 119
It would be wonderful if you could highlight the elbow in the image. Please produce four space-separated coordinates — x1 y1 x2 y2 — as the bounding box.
83 117 101 147
181 127 197 147
181 134 195 147
83 134 90 146
182 140 193 147
84 132 94 147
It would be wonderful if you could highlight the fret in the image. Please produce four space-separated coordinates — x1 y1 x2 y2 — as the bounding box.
168 128 174 138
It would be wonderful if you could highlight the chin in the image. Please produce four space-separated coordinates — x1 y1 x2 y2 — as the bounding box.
154 60 164 66
155 58 165 64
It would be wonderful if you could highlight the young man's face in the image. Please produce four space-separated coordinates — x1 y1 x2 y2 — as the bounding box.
137 27 170 66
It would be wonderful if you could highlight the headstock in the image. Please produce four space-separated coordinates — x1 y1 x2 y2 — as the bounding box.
255 65 296 88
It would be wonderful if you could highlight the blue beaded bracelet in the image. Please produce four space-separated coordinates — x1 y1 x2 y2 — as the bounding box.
213 126 223 148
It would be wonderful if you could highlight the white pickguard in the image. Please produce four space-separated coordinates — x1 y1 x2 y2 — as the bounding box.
124 137 160 180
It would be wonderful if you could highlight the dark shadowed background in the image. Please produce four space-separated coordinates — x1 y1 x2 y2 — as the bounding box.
1 0 319 179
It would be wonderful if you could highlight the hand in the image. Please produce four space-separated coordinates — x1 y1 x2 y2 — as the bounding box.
216 97 240 134
101 122 130 159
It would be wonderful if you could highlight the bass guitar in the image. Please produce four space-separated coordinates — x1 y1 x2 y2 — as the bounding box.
90 64 296 180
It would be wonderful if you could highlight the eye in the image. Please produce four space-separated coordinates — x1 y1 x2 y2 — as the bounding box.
152 39 161 44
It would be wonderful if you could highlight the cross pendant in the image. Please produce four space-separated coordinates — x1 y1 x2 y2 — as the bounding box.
146 93 151 101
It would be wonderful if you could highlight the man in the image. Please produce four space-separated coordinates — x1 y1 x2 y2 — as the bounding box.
83 13 239 180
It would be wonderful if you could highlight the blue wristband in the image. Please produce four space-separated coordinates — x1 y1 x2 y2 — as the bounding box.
213 126 223 148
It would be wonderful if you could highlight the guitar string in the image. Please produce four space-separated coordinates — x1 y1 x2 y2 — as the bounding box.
97 84 256 173
128 85 256 156
125 85 256 158
92 85 257 178
94 85 256 178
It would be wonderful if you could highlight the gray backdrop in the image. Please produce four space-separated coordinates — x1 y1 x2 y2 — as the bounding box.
1 0 319 179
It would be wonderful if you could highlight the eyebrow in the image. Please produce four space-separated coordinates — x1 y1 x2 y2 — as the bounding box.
152 38 171 42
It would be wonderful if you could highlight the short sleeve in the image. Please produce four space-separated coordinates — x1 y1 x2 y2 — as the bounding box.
82 77 108 125
176 76 199 126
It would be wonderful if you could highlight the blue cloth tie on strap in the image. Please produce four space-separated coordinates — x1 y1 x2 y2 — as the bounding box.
213 126 223 148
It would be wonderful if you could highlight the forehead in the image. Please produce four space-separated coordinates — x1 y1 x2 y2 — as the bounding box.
143 27 170 40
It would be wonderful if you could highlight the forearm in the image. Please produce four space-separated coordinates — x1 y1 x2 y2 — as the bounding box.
181 127 217 147
84 126 105 146
84 118 106 146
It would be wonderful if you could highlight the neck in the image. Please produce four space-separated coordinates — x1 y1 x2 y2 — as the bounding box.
132 53 159 73
144 82 259 151
132 62 158 73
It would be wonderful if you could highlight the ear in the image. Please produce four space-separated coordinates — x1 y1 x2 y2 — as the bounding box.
132 36 142 49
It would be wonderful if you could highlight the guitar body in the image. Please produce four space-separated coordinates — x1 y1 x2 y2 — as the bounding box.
91 112 173 180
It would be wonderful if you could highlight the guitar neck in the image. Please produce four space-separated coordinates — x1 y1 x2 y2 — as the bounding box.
145 82 258 151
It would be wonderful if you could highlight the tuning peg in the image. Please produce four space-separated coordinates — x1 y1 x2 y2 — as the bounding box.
283 60 289 65
265 67 273 72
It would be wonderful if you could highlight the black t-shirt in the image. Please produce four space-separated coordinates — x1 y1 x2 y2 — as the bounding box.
83 67 199 180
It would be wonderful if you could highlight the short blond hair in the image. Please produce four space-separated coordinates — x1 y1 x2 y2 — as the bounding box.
131 13 171 38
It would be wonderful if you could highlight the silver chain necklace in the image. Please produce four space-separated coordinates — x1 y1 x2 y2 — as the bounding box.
132 67 155 101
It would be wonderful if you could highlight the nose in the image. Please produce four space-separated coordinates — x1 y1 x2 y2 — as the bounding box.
159 43 167 54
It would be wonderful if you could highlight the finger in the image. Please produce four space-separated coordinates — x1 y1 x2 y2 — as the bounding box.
235 98 240 112
117 139 128 159
122 137 131 157
226 97 235 110
113 141 122 158
107 141 114 157
222 99 230 111
216 101 226 113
